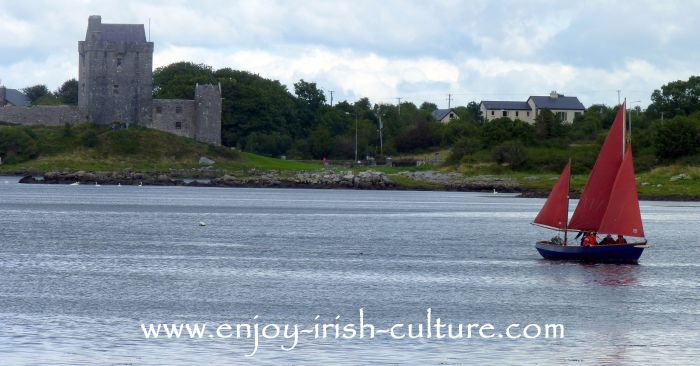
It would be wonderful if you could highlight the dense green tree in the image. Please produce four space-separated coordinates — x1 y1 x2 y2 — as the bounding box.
153 62 215 99
535 109 567 139
56 79 79 105
482 117 535 147
22 84 50 104
420 102 438 112
648 76 700 119
652 116 699 159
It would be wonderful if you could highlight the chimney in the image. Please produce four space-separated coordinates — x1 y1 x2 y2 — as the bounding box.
550 91 559 99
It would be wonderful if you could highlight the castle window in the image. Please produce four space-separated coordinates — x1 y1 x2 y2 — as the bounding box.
490 111 494 116
113 84 119 95
175 106 182 113
515 111 519 117
502 111 508 117
527 111 531 117
175 122 182 129
155 106 162 114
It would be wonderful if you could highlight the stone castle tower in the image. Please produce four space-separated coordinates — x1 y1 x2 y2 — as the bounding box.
76 15 221 144
78 15 153 124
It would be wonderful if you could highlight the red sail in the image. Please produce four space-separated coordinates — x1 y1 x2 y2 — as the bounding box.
598 147 645 237
568 103 626 231
533 161 571 230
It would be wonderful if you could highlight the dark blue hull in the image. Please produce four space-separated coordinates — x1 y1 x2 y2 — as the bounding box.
535 241 647 264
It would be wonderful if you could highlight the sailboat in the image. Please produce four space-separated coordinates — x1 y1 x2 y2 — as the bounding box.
533 101 649 264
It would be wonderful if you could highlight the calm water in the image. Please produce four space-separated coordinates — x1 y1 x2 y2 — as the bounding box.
0 178 698 365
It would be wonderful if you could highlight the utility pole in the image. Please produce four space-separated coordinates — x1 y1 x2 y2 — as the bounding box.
379 114 383 156
396 97 402 116
616 90 621 105
329 91 334 106
447 94 452 108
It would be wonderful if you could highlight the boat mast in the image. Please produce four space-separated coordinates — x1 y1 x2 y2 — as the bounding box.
622 100 626 157
564 158 571 245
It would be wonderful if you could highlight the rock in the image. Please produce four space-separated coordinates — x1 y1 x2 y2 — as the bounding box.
641 182 650 186
157 174 170 182
670 173 690 182
19 175 36 184
199 156 215 166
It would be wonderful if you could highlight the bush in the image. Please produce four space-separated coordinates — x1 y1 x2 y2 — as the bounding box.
0 126 39 164
447 136 482 163
653 116 700 160
491 141 528 169
81 130 99 147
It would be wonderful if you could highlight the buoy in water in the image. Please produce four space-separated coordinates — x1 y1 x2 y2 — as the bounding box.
199 221 207 227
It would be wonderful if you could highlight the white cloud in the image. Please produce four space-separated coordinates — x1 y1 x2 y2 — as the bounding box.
1 0 699 109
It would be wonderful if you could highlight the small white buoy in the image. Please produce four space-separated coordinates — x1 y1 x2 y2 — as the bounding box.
199 221 207 227
493 188 497 195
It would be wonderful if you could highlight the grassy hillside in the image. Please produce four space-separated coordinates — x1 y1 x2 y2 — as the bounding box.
0 123 321 173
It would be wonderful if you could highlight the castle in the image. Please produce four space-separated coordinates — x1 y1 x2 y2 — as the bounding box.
0 15 221 145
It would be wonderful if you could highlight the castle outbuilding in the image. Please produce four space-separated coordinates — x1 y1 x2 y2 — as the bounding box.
0 15 222 145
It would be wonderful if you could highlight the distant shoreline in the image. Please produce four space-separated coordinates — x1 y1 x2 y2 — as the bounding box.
11 170 700 202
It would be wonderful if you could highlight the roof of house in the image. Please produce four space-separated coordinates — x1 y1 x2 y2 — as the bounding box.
3 88 31 106
528 95 585 110
431 108 455 120
99 23 147 43
480 101 531 110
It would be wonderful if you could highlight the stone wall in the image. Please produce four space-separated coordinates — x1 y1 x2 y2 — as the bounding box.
149 99 196 138
194 84 222 145
0 105 86 125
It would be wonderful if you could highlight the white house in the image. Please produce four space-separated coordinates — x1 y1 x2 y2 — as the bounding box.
480 91 585 124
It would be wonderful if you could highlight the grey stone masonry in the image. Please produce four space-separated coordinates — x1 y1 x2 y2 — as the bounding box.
150 99 196 138
78 15 153 125
0 106 85 125
194 84 222 145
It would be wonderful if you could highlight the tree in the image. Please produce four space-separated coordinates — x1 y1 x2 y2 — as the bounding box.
420 102 437 112
56 79 79 105
22 84 50 104
535 109 564 139
648 76 700 119
652 116 699 159
152 62 215 99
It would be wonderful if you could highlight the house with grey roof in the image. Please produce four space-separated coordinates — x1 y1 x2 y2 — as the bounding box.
480 91 585 124
431 108 459 123
0 86 31 107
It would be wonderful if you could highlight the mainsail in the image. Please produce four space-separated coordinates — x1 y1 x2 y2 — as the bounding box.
598 146 645 237
568 102 626 231
533 161 571 230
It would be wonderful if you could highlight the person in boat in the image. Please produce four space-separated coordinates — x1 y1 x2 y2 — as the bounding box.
600 234 615 245
582 232 598 247
616 235 627 244
577 231 587 245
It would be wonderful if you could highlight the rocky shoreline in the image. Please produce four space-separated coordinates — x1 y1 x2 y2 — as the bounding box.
15 169 699 201
17 169 533 194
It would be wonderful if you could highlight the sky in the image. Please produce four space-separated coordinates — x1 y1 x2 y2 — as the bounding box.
1 0 698 109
